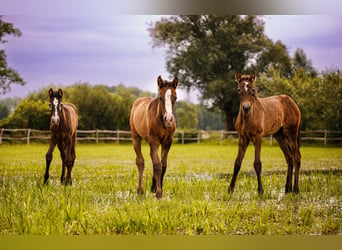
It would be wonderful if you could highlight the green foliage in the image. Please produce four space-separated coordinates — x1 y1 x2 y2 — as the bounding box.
0 101 9 119
254 40 293 78
175 101 198 129
65 83 132 130
258 67 342 130
1 99 50 129
0 17 25 95
0 144 341 235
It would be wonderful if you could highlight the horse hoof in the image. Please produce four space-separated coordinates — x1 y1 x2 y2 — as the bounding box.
137 188 144 195
293 187 299 194
156 191 162 199
285 186 292 193
228 186 234 194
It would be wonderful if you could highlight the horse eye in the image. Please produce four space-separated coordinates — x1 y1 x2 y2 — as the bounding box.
158 95 163 101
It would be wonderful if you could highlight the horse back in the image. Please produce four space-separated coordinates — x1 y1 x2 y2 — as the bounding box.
62 103 78 134
260 94 301 129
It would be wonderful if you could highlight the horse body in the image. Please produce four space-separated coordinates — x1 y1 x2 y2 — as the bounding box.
44 88 78 185
229 72 301 194
130 76 178 199
236 95 300 137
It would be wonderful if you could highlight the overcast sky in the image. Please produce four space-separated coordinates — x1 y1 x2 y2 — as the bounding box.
1 15 342 101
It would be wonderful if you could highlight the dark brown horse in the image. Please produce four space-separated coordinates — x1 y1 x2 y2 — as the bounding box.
44 88 78 185
130 75 178 199
228 72 301 194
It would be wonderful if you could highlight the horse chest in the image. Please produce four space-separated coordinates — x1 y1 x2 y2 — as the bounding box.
150 127 174 143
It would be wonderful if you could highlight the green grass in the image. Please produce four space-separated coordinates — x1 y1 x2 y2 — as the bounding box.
0 143 341 235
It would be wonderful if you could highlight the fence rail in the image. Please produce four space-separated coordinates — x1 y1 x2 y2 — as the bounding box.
1 128 342 145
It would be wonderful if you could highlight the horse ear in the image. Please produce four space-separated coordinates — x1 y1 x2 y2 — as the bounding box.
58 88 63 98
157 75 163 89
48 88 53 98
235 72 241 83
250 72 256 82
173 77 178 88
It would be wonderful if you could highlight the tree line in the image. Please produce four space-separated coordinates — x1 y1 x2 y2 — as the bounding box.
0 83 225 130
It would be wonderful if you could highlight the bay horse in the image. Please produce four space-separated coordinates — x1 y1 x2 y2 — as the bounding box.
44 88 78 185
228 72 301 194
130 75 178 199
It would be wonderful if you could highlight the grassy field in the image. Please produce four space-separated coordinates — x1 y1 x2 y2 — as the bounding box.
0 142 341 235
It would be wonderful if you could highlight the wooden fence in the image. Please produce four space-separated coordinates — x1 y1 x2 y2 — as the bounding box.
1 128 342 145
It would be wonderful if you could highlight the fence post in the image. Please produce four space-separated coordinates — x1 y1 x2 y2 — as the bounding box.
96 129 99 143
0 128 3 145
220 130 223 145
182 130 184 145
27 129 31 144
117 129 120 144
324 129 327 146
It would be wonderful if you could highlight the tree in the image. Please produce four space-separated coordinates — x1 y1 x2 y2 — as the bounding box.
0 101 9 119
254 40 293 78
0 17 25 94
1 99 50 129
175 101 198 129
149 15 271 130
293 48 318 78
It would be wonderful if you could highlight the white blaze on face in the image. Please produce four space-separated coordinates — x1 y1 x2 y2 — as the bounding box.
51 97 60 125
244 81 248 92
163 88 174 127
165 89 172 114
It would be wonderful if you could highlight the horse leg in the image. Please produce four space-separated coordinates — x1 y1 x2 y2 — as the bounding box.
57 143 67 184
149 141 162 199
228 136 250 193
252 135 264 194
133 135 145 195
64 138 75 186
44 138 57 184
160 140 172 189
65 134 76 186
293 144 301 194
274 129 294 193
286 129 301 193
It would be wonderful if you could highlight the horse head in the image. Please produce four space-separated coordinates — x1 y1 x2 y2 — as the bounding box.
48 88 64 126
157 75 178 128
235 72 257 116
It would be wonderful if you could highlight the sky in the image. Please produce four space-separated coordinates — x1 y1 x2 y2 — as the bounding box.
1 15 342 101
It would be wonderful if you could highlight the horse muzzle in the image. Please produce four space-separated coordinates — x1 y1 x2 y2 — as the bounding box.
163 114 174 128
242 102 251 115
51 116 60 126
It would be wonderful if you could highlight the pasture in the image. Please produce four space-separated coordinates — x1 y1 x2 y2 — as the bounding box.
0 143 341 235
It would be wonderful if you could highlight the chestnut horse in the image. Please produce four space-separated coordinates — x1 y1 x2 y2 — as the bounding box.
130 75 178 199
228 72 301 194
44 88 78 185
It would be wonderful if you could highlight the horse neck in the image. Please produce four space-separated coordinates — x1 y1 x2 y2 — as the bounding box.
156 99 164 121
